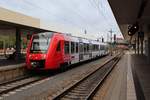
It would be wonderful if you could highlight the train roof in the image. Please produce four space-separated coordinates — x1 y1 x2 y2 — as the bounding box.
80 38 90 43
54 32 109 45
91 40 100 44
70 36 80 42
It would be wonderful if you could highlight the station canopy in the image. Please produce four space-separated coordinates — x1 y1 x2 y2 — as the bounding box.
0 7 50 33
108 0 150 41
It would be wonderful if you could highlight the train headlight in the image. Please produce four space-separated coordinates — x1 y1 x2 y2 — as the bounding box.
31 62 37 68
29 55 32 59
42 54 46 59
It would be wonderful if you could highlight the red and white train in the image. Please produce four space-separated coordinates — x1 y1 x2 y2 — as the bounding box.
26 32 109 70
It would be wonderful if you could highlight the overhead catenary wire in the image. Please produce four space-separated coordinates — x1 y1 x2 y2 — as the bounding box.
23 0 119 39
55 0 90 31
55 0 105 34
89 0 110 26
23 0 84 30
88 0 112 39
25 0 104 34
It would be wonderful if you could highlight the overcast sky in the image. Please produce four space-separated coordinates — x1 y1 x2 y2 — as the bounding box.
0 0 122 40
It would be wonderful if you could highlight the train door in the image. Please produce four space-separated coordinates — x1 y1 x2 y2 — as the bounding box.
79 42 83 61
70 41 79 64
55 41 63 65
75 42 79 62
64 41 71 64
83 43 89 60
89 43 92 58
99 44 101 56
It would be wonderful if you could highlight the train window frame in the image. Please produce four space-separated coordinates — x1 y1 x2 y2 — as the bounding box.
71 42 75 54
84 43 87 53
56 41 61 51
92 44 95 51
64 41 70 54
89 44 92 51
87 44 89 52
79 43 83 53
96 45 99 51
100 45 105 50
76 42 78 53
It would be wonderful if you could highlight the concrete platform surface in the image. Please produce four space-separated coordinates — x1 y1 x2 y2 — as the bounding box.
0 55 25 67
129 51 150 100
93 51 137 100
0 56 26 83
95 51 150 100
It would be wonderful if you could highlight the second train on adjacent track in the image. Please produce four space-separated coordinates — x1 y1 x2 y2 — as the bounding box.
26 32 109 70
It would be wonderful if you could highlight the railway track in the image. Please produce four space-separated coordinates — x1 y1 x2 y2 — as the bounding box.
0 75 30 86
53 54 122 100
0 75 48 96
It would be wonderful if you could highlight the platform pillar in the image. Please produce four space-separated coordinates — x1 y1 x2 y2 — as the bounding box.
141 39 144 54
15 28 21 60
134 38 136 54
147 37 150 63
137 34 140 55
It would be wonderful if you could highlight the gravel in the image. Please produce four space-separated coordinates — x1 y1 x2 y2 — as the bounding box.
1 55 114 100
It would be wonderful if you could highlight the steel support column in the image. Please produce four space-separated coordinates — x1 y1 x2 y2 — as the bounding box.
15 28 21 60
141 39 143 54
135 38 136 54
148 37 150 63
137 35 140 54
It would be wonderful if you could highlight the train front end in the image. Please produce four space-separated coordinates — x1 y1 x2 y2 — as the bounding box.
26 32 53 70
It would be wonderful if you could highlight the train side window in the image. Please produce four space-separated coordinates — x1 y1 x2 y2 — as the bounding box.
92 45 95 51
65 41 69 54
89 44 92 51
84 43 86 53
87 44 89 52
100 45 104 50
79 43 83 52
76 43 78 53
96 45 99 51
56 41 61 51
71 42 75 54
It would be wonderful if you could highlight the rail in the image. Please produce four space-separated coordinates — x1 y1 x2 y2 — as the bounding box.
52 53 122 100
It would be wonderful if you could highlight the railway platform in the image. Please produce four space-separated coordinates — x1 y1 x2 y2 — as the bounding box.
94 51 150 100
0 56 26 84
129 52 150 100
0 58 24 67
0 52 25 67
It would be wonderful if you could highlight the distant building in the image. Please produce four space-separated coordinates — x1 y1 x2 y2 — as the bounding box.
116 37 129 49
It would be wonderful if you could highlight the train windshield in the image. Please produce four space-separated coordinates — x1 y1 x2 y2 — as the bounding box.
30 32 53 53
